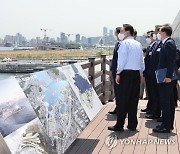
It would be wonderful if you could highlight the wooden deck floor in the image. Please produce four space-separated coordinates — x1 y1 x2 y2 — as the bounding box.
65 100 180 154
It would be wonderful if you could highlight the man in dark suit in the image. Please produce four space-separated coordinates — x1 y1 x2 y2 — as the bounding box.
109 27 121 114
141 31 156 114
145 25 162 120
153 25 177 133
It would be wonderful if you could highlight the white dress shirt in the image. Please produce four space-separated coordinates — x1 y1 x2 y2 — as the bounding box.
117 36 145 73
162 37 170 44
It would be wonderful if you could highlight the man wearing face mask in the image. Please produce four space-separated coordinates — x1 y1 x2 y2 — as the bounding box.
145 25 163 120
109 27 121 114
153 25 177 133
141 31 157 114
108 24 145 131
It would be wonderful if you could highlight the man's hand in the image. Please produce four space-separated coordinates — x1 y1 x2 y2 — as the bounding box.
116 75 120 84
163 78 172 83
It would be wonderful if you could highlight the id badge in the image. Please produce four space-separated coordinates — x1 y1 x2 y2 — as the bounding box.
157 48 161 52
149 52 152 56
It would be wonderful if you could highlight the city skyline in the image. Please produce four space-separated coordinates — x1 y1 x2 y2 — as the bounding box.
0 0 179 39
0 27 114 42
0 27 116 47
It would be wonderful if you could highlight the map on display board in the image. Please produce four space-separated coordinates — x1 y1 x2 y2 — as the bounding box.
61 63 103 120
0 63 103 154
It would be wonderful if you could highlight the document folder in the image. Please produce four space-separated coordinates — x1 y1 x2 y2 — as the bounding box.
155 68 177 83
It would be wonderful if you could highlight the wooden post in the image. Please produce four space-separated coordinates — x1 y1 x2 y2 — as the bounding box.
89 57 95 88
101 54 106 104
109 59 114 101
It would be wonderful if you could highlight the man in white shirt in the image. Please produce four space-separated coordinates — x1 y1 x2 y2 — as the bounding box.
108 24 145 131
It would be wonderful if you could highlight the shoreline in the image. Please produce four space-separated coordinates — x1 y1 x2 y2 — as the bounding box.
0 59 81 73
0 50 98 60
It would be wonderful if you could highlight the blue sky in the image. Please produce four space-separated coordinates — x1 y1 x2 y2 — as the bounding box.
0 0 179 39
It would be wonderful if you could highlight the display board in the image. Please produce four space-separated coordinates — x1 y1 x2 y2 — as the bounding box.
0 63 103 154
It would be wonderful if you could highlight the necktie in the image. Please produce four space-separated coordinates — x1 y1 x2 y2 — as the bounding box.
153 42 158 52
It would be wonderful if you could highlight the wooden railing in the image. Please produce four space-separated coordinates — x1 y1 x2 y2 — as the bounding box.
81 55 114 104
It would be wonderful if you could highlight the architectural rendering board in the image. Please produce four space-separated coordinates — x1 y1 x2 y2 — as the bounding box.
18 68 90 153
0 78 37 137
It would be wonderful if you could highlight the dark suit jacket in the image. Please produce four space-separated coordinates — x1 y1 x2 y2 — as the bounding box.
111 42 120 77
176 48 180 68
144 42 156 78
158 38 177 79
149 41 162 82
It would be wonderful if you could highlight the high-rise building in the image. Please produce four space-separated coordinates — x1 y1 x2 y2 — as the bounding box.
103 27 108 36
172 10 180 49
56 37 60 43
16 33 23 45
109 29 113 36
87 38 92 46
3 35 15 45
76 34 81 43
36 37 41 44
81 36 87 44
30 39 37 46
14 33 27 45
60 32 66 43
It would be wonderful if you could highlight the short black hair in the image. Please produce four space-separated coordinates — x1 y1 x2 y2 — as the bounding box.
161 25 172 36
150 32 155 37
163 23 170 27
155 25 162 31
115 27 121 34
147 30 154 34
123 24 134 36
155 25 162 28
149 31 155 37
134 29 137 36
157 27 161 32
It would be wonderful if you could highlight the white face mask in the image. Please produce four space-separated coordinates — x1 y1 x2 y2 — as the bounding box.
118 33 125 41
146 38 151 44
157 33 161 41
153 34 157 40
